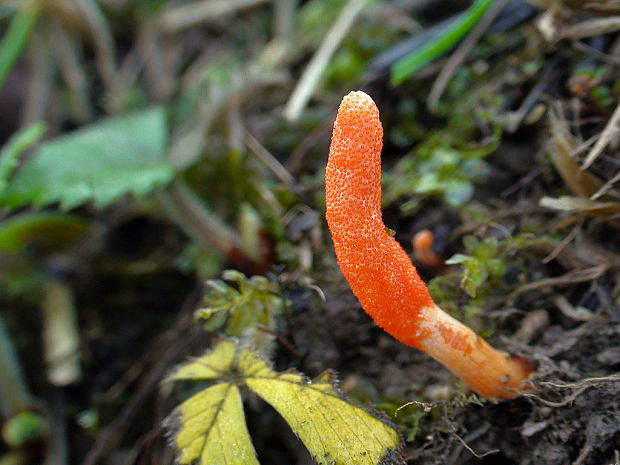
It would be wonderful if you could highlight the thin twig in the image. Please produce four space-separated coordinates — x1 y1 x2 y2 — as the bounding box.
256 324 303 358
561 16 620 40
585 1 620 11
524 374 620 408
553 294 594 321
591 167 620 200
427 0 509 108
285 119 332 173
572 441 593 465
21 29 53 127
507 264 610 302
582 100 620 169
160 0 269 33
283 0 368 122
504 64 555 133
244 128 294 185
571 39 620 66
48 20 91 122
542 221 582 264
158 181 243 261
568 134 598 159
452 432 499 459
525 385 586 408
395 400 441 415
273 0 297 41
72 0 118 92
539 373 620 389
500 167 544 198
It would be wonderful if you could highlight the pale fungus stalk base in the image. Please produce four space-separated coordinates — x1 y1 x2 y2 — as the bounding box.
416 304 532 398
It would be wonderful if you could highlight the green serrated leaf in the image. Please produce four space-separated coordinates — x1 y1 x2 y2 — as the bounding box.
3 108 174 209
173 383 258 465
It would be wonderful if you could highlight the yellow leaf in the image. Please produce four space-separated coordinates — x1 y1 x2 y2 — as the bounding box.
172 383 258 465
169 339 237 381
239 348 401 465
168 340 401 465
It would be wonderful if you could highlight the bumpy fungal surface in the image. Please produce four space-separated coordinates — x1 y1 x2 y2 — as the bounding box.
325 91 532 398
325 91 433 348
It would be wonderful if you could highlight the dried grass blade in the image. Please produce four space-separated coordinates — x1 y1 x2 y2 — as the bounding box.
283 0 368 122
548 108 605 198
582 101 620 169
560 16 620 39
160 0 269 33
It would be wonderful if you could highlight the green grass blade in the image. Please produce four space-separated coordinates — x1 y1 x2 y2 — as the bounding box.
0 122 46 199
390 0 495 85
0 1 42 89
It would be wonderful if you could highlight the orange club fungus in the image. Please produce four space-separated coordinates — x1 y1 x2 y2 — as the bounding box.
325 91 533 399
412 229 444 269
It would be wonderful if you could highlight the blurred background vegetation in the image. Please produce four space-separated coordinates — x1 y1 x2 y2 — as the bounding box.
1 1 620 464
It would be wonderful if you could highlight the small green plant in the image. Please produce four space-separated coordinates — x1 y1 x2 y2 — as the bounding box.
445 235 506 298
195 270 286 354
383 129 496 211
444 233 546 298
166 271 401 465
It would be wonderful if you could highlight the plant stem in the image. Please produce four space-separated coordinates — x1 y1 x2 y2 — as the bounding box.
283 0 368 122
0 0 41 89
0 315 31 417
158 180 266 271
42 279 81 386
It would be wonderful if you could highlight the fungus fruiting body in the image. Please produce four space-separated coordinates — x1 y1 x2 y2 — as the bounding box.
325 91 532 399
413 229 444 269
